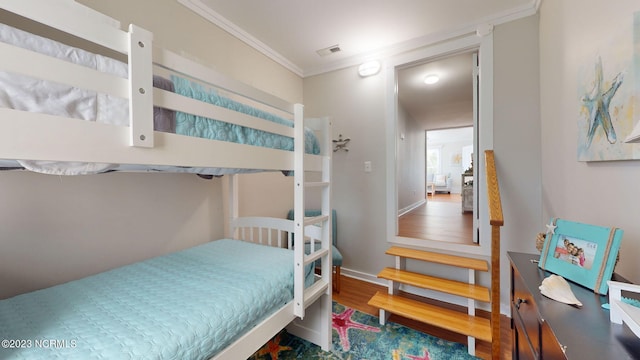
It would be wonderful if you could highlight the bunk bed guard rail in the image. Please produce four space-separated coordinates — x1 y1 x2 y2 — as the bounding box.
0 0 314 173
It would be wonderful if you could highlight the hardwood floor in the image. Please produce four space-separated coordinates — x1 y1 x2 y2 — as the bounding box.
398 193 474 244
332 275 512 360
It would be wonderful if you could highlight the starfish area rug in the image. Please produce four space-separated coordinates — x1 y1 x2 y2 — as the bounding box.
250 302 479 360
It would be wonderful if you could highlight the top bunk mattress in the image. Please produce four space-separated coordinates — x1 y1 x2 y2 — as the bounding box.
0 239 311 359
0 22 321 175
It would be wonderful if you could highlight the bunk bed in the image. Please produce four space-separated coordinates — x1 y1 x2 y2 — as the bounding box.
0 1 333 359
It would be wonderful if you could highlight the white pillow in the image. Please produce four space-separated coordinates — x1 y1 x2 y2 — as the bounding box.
434 174 447 186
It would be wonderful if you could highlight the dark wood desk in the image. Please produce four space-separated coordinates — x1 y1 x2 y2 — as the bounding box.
509 252 640 359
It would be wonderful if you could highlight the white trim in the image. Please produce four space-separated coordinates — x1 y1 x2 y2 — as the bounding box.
177 0 538 78
177 0 303 77
385 31 494 258
477 32 494 251
304 2 536 77
398 199 426 217
340 268 386 287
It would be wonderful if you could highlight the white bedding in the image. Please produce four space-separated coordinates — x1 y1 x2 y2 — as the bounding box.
0 22 128 175
0 22 318 176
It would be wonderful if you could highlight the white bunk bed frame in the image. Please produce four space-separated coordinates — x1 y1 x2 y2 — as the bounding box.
608 281 640 340
0 1 333 359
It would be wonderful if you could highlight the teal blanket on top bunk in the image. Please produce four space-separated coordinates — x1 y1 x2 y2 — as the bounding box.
0 239 313 360
171 76 321 155
0 22 322 175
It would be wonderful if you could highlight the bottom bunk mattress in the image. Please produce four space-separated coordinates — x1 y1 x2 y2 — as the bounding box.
0 239 312 359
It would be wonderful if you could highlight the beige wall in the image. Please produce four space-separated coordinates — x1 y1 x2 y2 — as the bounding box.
397 103 426 212
304 67 391 277
0 172 223 298
492 14 542 306
540 0 640 283
0 0 302 299
78 0 302 103
303 15 542 311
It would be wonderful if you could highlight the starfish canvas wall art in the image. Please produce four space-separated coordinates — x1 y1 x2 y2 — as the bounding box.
577 11 640 161
582 57 623 148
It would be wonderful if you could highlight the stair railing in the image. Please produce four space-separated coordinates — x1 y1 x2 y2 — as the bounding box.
484 150 504 360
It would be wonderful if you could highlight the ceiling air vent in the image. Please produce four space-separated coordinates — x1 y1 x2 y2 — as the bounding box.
316 44 341 57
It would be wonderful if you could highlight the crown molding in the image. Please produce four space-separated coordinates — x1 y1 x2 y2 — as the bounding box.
179 0 539 78
304 0 539 77
177 0 303 77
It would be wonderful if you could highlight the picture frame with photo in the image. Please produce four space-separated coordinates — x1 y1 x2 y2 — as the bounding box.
538 218 623 295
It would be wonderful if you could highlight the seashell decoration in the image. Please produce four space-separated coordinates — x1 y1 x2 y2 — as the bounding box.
539 274 583 307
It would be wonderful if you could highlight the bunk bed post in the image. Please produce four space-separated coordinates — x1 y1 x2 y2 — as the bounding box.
320 117 333 292
227 174 239 239
319 117 333 350
293 103 306 319
127 24 154 148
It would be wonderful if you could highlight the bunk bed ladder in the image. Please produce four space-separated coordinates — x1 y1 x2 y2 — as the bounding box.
293 104 332 320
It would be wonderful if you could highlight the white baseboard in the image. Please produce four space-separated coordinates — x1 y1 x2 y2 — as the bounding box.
397 199 426 217
341 267 386 286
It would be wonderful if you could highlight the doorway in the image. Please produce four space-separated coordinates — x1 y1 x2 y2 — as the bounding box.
385 30 493 256
395 50 477 244
397 126 474 243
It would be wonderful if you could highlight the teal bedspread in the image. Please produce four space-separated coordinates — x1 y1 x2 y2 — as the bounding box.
172 76 321 155
0 239 310 359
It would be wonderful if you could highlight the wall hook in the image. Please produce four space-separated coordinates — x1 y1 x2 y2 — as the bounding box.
333 134 350 152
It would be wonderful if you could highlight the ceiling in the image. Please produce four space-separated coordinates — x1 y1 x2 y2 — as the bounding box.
427 126 474 146
185 0 536 76
179 0 538 129
398 51 475 130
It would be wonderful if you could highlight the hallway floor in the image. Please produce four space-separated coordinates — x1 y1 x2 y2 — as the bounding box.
398 193 474 244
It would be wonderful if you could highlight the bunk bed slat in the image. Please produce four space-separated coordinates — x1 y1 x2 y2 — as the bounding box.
153 89 294 138
0 41 129 99
305 248 330 265
152 46 295 115
0 108 316 170
0 0 127 53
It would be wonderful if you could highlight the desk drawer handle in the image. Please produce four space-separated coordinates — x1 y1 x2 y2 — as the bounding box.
515 298 527 309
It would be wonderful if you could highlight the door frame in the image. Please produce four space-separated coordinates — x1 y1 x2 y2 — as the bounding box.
385 27 494 256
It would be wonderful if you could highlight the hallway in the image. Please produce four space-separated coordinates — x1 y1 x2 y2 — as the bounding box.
398 193 474 244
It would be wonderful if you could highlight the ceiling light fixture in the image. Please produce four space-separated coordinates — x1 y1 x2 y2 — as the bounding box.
423 74 440 85
358 61 381 77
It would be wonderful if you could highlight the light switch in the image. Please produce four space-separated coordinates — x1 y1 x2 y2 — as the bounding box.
364 161 372 172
